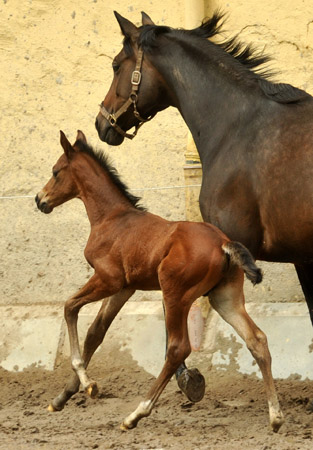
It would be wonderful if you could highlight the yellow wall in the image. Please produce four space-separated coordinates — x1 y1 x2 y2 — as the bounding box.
0 0 311 305
205 0 313 91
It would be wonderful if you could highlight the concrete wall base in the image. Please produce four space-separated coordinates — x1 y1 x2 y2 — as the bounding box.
1 301 311 381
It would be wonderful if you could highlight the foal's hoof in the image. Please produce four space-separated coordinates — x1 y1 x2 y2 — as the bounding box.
270 412 285 433
177 368 205 403
86 382 98 398
120 422 132 432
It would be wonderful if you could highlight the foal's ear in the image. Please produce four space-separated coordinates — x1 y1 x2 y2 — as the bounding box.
76 130 87 143
114 11 138 40
60 130 74 159
141 12 155 26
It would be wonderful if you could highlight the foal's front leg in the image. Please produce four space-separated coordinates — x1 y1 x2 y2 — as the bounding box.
63 274 110 397
48 288 134 411
50 274 120 404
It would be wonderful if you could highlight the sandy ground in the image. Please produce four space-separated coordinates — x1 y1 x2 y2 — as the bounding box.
0 344 312 450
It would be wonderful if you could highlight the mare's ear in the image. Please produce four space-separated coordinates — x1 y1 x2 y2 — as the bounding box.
114 11 138 40
141 12 155 26
76 130 87 143
60 130 75 159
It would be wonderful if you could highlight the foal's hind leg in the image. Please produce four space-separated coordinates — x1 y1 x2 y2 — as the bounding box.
209 279 284 432
122 295 192 430
163 301 205 403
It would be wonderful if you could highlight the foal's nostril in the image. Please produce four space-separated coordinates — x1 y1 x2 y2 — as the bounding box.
35 194 39 206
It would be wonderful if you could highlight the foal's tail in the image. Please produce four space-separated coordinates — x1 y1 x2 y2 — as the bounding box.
222 241 263 285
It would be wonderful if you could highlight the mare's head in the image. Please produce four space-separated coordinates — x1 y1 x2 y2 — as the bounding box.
35 131 86 214
96 11 309 147
94 11 264 145
95 11 174 145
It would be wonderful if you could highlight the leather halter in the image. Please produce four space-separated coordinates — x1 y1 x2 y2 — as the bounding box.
99 49 153 140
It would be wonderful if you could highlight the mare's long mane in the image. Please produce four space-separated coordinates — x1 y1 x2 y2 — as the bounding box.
136 11 310 104
75 140 146 211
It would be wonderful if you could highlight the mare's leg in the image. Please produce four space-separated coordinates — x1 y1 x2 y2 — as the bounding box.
295 263 313 325
163 302 205 403
209 279 284 432
49 288 135 411
121 295 192 430
295 263 313 410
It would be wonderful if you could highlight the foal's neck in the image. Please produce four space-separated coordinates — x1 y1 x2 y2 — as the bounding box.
73 156 133 226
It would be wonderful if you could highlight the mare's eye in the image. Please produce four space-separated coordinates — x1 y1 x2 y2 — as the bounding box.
53 169 59 179
112 62 120 73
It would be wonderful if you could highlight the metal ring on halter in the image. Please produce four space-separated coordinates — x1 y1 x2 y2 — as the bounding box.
130 93 138 103
109 115 117 126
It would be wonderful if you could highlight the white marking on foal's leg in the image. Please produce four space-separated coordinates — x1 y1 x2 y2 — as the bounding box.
72 358 98 398
121 400 153 430
268 400 285 433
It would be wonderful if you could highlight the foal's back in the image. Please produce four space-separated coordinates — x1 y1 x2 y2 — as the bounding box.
90 209 230 294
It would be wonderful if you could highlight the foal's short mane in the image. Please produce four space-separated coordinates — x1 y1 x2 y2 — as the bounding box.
136 11 310 105
75 140 146 211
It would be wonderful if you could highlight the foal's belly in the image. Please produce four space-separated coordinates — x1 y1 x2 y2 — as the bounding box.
124 262 161 291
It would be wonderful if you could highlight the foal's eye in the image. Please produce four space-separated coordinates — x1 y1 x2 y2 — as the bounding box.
112 62 120 73
53 170 59 179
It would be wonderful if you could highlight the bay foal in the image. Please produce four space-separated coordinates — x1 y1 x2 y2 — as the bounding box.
35 131 284 431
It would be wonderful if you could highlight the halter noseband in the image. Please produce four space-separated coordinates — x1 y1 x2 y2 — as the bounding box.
99 49 153 140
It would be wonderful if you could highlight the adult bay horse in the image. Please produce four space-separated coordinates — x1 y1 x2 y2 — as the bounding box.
95 11 313 395
35 130 284 431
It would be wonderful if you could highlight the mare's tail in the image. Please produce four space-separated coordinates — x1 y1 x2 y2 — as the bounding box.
222 241 262 285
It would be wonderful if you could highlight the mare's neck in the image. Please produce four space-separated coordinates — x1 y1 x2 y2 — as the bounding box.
152 40 260 163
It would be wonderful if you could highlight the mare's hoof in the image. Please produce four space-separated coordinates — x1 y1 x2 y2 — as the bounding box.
177 368 205 403
47 403 62 412
86 382 98 398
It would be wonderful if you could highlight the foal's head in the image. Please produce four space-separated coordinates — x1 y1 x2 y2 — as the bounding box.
35 131 86 214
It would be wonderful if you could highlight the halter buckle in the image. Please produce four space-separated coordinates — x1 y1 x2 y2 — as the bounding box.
131 70 141 85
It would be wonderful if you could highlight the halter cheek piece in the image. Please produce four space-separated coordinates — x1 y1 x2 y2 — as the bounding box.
99 49 154 140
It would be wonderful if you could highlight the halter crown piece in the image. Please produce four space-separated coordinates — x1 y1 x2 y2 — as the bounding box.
99 49 154 139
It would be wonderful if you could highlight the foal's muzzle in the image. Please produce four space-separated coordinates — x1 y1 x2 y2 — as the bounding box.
35 193 53 214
